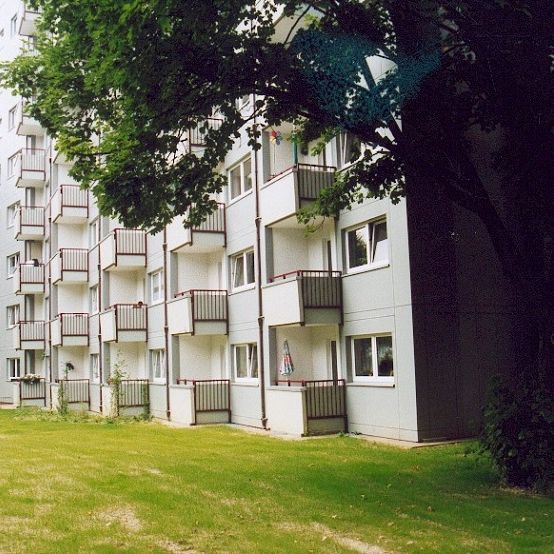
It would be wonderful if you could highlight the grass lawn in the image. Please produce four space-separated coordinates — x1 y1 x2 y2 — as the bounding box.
0 410 551 553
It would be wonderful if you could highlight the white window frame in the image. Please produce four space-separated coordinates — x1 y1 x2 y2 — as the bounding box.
89 285 99 314
7 253 20 278
7 154 17 178
9 15 17 38
228 157 252 201
7 202 20 228
7 358 21 380
345 218 389 273
6 304 19 328
8 105 17 130
230 249 255 291
233 343 258 381
149 270 164 304
351 334 394 384
89 219 99 247
150 349 166 383
90 354 100 383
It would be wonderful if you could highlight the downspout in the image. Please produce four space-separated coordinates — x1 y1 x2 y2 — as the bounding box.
253 93 268 430
97 247 103 414
47 143 53 407
163 227 171 420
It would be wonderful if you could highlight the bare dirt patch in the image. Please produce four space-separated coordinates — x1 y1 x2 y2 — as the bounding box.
94 505 142 532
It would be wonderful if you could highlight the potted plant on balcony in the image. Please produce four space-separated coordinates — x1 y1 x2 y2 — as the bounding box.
20 373 41 384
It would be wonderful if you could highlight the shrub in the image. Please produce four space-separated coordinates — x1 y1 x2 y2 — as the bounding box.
481 372 554 491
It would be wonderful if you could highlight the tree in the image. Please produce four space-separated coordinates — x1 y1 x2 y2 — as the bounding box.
2 0 552 487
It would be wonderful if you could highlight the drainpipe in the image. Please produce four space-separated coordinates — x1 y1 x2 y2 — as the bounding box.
253 93 268 430
163 227 171 420
97 249 103 414
47 142 53 407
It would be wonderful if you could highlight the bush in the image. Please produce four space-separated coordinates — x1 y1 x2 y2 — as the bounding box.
481 372 554 491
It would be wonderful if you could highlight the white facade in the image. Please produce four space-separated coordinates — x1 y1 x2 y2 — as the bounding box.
0 0 510 440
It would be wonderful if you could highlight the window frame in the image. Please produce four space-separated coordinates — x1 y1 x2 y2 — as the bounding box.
89 285 99 314
7 358 21 380
90 354 100 383
351 334 394 384
150 349 166 384
7 154 17 178
6 304 20 328
89 219 99 247
233 343 258 381
345 218 389 274
7 202 20 228
9 14 17 38
149 269 164 304
228 156 252 201
230 249 255 292
8 105 17 130
7 252 20 278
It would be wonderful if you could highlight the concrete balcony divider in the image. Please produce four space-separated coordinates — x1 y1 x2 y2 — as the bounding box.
14 206 45 241
100 303 147 343
51 313 89 347
167 204 226 254
51 185 89 223
13 262 45 295
168 289 228 336
14 321 45 350
260 163 335 226
263 270 342 326
100 228 147 270
50 248 88 284
14 148 46 188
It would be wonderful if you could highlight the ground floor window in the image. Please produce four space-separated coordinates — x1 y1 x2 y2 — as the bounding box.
150 349 166 383
6 358 21 380
90 354 100 383
351 335 394 383
233 343 258 380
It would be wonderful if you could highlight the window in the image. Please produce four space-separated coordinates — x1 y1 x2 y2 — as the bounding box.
346 219 388 271
8 106 17 130
7 358 21 380
7 253 20 277
228 157 252 200
231 249 255 290
233 344 258 380
10 15 17 38
6 304 19 328
89 219 99 247
7 202 20 228
351 335 394 382
89 285 99 313
90 354 99 382
7 154 17 178
150 270 164 303
150 349 165 383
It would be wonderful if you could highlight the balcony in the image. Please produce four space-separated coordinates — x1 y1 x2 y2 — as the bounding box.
100 228 147 271
263 270 342 326
51 185 88 223
18 3 40 36
168 289 228 336
260 164 335 226
51 313 89 347
14 321 45 350
14 206 44 241
13 262 45 295
185 117 223 152
13 148 46 188
167 205 226 254
16 101 43 136
100 304 147 343
50 249 88 285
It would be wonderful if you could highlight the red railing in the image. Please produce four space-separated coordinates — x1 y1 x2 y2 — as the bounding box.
16 206 44 233
266 163 336 200
59 184 88 210
17 262 44 290
57 313 89 337
275 379 347 427
58 248 88 273
188 118 223 147
176 379 231 423
268 270 342 308
17 148 46 173
114 228 147 256
18 321 45 343
174 289 228 321
114 304 147 331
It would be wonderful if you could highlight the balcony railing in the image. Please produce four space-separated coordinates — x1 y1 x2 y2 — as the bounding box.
14 206 44 239
115 304 147 331
176 379 231 424
56 379 90 406
14 263 45 294
101 228 147 270
187 118 223 148
175 289 228 321
118 379 150 408
18 3 41 37
269 270 342 308
18 148 46 172
115 228 146 255
16 321 45 350
17 379 47 405
51 248 88 284
57 313 89 337
275 379 347 428
51 184 89 222
191 203 226 234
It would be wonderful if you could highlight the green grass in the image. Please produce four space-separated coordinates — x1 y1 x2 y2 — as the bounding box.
0 410 551 553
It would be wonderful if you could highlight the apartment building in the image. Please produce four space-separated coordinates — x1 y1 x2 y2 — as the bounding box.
0 1 516 441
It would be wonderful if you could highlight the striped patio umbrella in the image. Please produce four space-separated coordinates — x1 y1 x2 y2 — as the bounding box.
279 339 295 377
